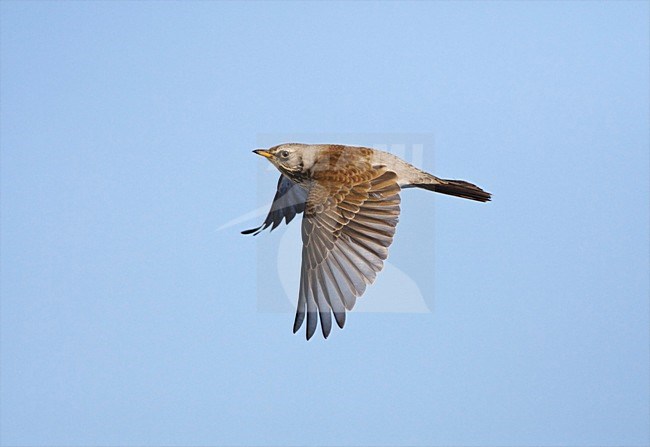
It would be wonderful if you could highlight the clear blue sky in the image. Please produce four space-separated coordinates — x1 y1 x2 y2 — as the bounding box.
1 2 648 446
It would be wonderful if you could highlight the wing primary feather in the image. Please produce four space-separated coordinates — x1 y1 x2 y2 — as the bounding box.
321 258 347 328
305 272 318 340
293 266 307 334
312 275 332 338
241 225 264 235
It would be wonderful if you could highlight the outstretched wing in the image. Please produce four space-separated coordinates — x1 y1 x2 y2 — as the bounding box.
295 167 401 340
242 175 308 235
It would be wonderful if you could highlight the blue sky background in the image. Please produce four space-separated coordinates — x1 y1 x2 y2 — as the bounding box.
1 2 648 446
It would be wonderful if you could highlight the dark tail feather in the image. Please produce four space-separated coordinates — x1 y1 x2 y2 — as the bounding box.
415 179 491 202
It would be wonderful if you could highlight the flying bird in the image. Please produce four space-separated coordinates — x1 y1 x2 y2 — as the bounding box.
243 143 490 340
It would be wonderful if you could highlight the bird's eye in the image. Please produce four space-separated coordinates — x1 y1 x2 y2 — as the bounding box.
279 150 290 158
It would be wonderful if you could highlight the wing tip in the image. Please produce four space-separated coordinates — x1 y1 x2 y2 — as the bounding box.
334 312 346 329
320 319 332 339
241 226 263 235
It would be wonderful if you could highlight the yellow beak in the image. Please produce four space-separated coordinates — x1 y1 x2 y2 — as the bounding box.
253 149 273 159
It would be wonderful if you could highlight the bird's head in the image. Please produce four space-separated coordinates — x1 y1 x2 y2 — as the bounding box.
253 143 316 179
